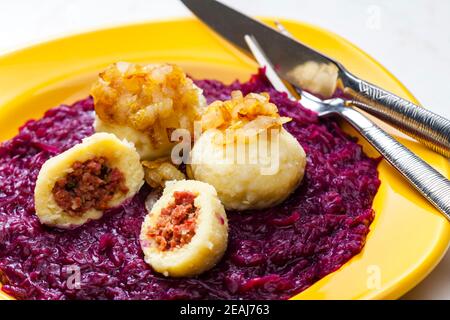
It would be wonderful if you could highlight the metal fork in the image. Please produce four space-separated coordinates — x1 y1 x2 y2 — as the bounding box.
244 33 450 220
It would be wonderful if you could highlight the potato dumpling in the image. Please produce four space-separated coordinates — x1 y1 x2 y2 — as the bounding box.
190 91 307 210
91 62 206 160
34 133 144 229
140 180 228 277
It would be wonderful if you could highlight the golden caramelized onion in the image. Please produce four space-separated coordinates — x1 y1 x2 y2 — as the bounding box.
91 62 206 160
201 90 291 140
142 158 186 188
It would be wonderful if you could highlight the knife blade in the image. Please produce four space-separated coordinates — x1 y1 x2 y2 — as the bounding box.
181 0 450 158
181 0 340 95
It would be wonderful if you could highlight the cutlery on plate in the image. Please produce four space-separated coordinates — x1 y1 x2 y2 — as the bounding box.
244 34 450 220
181 0 450 158
181 0 450 219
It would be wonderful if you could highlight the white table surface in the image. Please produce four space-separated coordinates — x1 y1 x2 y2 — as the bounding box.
0 0 448 299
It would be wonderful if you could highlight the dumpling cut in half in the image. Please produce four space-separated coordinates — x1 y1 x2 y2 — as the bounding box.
91 62 207 160
190 91 307 210
34 133 144 229
140 180 228 277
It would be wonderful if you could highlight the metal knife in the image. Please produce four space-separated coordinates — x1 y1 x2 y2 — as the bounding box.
245 33 450 219
181 0 450 158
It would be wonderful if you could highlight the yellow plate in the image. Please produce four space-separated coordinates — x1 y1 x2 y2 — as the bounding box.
0 18 448 300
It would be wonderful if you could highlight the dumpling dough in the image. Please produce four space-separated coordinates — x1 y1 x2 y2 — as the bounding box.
140 180 228 277
94 116 173 160
34 133 144 229
190 129 306 210
91 62 207 160
190 91 307 210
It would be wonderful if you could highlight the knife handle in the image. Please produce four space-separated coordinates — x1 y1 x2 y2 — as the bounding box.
341 71 450 158
337 106 450 219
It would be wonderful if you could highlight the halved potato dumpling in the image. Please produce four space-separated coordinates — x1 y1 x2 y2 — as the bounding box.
140 180 228 277
34 133 144 229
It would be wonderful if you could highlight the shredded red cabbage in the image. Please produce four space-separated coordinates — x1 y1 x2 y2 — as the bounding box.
0 71 380 300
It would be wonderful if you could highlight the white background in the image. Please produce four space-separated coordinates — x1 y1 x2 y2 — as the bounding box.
0 0 449 299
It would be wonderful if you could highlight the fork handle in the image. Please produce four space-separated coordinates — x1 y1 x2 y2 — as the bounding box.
341 72 450 158
338 107 450 219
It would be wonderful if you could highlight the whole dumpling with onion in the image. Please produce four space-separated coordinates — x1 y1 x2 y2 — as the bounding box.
34 133 144 229
91 62 206 160
189 91 307 210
